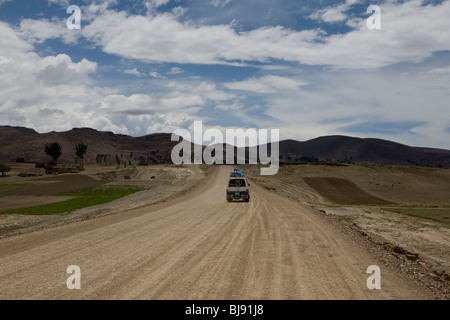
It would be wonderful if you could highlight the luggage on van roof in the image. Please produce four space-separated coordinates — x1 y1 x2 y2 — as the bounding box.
230 169 245 177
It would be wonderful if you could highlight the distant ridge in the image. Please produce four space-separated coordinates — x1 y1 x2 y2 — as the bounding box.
1 125 450 168
278 135 450 168
0 125 176 166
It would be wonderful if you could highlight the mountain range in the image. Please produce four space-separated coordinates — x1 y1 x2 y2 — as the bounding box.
1 125 450 168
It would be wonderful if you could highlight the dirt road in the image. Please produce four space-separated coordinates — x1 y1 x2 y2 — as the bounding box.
0 166 433 299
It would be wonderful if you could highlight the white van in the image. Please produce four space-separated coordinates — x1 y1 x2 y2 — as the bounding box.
226 169 250 202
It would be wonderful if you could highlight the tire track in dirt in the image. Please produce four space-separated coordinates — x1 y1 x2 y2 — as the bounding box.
258 176 325 205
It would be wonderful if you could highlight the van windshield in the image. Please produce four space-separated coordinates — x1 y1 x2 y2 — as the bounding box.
228 179 246 187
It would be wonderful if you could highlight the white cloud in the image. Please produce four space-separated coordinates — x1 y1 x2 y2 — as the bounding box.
0 21 236 136
251 70 450 148
172 6 186 17
215 101 243 111
77 0 450 69
145 0 171 12
428 67 450 74
123 68 146 77
309 0 360 23
209 0 232 8
19 19 62 43
150 0 171 7
103 91 202 115
47 0 70 6
18 18 80 45
0 21 33 55
9 1 449 70
167 67 184 75
225 75 307 94
149 71 165 78
37 55 97 86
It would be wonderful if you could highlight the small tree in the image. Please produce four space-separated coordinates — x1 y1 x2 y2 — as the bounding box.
75 143 88 168
44 142 62 166
0 164 11 177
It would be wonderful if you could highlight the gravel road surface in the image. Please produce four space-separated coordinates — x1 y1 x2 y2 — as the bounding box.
0 166 432 299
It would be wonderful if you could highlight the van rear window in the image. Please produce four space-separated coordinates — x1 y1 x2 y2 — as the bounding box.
228 179 246 187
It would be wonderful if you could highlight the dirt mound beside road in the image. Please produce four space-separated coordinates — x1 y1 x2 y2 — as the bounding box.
304 177 392 205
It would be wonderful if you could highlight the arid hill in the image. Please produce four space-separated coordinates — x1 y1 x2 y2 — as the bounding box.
278 136 450 168
0 126 177 166
1 125 450 168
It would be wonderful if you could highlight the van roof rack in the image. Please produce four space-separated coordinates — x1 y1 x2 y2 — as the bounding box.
230 169 245 177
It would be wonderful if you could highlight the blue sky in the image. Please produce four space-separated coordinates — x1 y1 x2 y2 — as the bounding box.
0 0 449 149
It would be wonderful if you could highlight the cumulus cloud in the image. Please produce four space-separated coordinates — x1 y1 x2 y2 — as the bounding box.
428 67 450 74
8 1 450 69
38 54 97 84
0 33 103 133
224 75 307 94
123 68 146 77
215 101 243 111
38 108 65 117
18 18 80 45
245 69 450 148
172 6 186 17
167 67 184 75
75 0 450 70
148 0 170 7
0 21 33 54
0 20 234 136
47 0 70 6
149 71 165 78
145 0 171 13
209 0 232 8
309 0 360 23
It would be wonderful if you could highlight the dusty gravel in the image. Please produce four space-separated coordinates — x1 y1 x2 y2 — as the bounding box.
0 165 439 299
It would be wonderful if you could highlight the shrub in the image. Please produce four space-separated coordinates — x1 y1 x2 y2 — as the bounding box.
0 164 11 177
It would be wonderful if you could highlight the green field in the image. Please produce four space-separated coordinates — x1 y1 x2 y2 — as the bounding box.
0 185 151 215
382 206 450 226
0 183 32 192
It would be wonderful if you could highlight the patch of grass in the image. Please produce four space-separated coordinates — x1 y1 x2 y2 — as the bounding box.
382 206 450 226
0 185 151 215
0 183 32 192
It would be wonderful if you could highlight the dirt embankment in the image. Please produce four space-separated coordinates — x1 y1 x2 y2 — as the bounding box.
303 177 392 205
